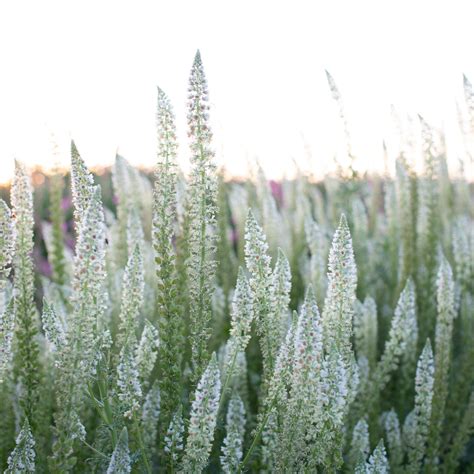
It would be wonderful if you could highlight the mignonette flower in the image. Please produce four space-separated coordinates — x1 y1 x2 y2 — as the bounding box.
272 248 292 337
284 286 323 466
106 427 131 474
71 185 107 377
322 214 357 363
356 440 389 474
348 419 370 469
407 339 435 473
136 320 159 383
50 153 107 471
186 50 218 381
266 315 297 410
11 160 40 427
41 299 66 354
182 353 221 473
353 296 378 368
118 244 145 343
311 351 349 470
261 319 297 470
227 267 254 355
382 409 403 470
220 393 246 473
372 278 415 393
117 341 142 419
70 141 95 229
5 419 36 473
244 210 278 379
427 255 455 465
153 85 183 425
164 408 185 465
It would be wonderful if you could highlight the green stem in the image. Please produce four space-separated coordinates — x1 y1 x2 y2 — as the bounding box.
134 415 152 474
217 347 239 415
237 400 276 473
97 375 118 447
81 439 109 461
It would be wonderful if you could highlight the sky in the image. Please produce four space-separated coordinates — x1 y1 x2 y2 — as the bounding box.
0 0 474 182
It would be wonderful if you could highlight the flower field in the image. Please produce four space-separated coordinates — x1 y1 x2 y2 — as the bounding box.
0 52 473 473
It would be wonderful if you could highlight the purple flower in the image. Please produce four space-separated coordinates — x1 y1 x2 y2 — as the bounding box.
269 180 283 207
61 196 72 211
39 260 52 277
65 236 75 251
35 248 52 277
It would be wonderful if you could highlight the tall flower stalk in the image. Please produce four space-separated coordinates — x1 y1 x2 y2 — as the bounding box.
182 353 221 472
50 144 107 471
153 86 184 427
244 210 278 382
322 214 357 364
406 339 435 473
0 199 14 383
11 161 41 429
426 256 455 470
186 50 218 381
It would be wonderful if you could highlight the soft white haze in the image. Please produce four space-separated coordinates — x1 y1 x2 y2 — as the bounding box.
1 0 474 182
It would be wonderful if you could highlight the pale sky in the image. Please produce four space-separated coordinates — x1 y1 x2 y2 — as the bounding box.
1 0 474 182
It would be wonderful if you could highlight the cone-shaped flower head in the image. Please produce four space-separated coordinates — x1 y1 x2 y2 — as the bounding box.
106 427 131 474
228 267 254 354
70 141 95 229
164 408 185 465
136 320 159 383
5 419 36 473
186 50 218 379
349 419 370 469
220 393 246 473
41 299 66 354
382 409 403 470
182 353 221 472
323 214 357 361
117 341 142 419
244 210 278 378
407 339 435 473
366 440 389 474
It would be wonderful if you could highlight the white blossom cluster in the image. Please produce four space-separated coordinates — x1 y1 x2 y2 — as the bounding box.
5 420 36 473
182 354 221 472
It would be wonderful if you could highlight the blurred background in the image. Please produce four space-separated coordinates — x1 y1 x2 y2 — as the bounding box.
1 0 474 181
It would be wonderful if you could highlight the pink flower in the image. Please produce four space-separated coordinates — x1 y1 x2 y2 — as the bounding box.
269 180 283 207
61 196 72 211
